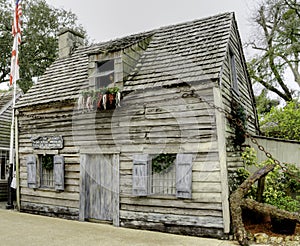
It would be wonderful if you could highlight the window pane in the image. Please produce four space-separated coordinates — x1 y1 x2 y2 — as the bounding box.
96 73 114 88
97 60 114 74
151 154 176 195
95 60 114 89
229 50 238 92
40 155 54 188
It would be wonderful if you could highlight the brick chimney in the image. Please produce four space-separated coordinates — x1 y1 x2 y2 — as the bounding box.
58 29 84 58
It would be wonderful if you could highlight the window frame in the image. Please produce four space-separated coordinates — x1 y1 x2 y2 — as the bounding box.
94 59 115 89
132 154 193 199
150 154 176 196
229 48 239 95
26 154 65 191
39 154 55 189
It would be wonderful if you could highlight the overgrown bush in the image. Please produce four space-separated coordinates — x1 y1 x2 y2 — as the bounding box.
260 101 300 141
232 147 300 212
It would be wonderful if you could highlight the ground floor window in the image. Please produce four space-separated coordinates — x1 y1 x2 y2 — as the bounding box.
0 150 9 180
26 154 65 191
40 155 54 188
133 153 193 199
151 154 176 195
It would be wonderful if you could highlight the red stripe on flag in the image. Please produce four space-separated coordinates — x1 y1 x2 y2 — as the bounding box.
9 75 13 86
10 0 22 87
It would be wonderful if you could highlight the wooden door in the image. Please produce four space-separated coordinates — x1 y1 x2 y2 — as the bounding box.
80 154 119 225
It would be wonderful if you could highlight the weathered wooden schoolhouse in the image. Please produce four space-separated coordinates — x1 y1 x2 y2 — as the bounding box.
15 12 258 238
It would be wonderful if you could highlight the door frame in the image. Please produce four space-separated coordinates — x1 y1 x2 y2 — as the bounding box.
79 152 120 226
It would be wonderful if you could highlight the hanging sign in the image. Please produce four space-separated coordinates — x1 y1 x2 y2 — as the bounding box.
32 136 64 150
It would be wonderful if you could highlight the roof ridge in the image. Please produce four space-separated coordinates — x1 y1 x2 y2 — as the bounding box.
89 12 233 48
155 12 233 32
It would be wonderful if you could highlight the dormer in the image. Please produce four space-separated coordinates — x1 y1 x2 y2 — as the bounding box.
87 36 152 91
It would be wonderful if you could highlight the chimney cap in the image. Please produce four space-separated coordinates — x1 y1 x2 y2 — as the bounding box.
58 28 84 39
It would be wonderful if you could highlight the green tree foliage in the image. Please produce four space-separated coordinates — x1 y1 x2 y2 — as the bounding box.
260 101 300 141
237 147 300 212
255 89 280 118
247 0 300 102
0 0 86 92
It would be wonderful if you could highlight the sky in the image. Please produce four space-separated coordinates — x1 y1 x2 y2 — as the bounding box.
46 0 259 52
2 0 298 96
42 0 297 99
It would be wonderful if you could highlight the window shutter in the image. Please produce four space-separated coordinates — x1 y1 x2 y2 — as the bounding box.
176 154 193 199
132 154 149 196
54 155 64 191
27 155 37 189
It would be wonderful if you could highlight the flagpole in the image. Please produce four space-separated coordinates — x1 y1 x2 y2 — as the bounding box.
6 42 17 209
7 0 22 209
6 80 15 209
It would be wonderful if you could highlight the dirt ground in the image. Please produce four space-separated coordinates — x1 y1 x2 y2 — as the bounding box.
245 222 300 238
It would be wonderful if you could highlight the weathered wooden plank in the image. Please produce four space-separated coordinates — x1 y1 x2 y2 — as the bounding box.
192 182 222 193
120 196 222 210
20 201 79 217
21 188 79 200
192 170 221 182
121 204 223 217
119 183 222 196
113 154 120 226
120 211 224 228
20 195 79 208
79 154 87 221
213 87 231 233
192 161 221 172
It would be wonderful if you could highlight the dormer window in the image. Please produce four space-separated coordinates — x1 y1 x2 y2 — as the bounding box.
95 59 114 89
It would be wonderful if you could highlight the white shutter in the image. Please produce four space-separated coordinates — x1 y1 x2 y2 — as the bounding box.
27 155 37 189
54 155 64 191
132 154 149 196
176 154 193 199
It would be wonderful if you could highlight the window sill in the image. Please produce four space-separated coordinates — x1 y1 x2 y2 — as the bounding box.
37 187 55 191
148 194 176 199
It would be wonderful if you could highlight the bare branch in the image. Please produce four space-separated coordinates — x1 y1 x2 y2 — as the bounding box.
251 73 293 101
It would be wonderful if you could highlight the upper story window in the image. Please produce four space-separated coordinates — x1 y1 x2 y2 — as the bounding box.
95 60 114 89
229 49 239 94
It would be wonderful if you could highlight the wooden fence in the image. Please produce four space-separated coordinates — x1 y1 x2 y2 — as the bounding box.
246 135 300 168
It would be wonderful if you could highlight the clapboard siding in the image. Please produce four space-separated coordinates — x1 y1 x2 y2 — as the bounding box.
18 103 80 218
219 20 258 177
0 94 12 149
68 82 226 233
118 85 225 231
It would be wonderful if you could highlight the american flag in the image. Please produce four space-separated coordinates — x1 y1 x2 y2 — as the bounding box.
10 0 22 86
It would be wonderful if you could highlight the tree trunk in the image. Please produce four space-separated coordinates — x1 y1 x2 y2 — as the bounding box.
230 164 276 246
256 177 265 203
241 199 300 223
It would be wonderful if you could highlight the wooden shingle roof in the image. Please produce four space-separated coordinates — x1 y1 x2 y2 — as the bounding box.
16 12 234 108
0 91 13 111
